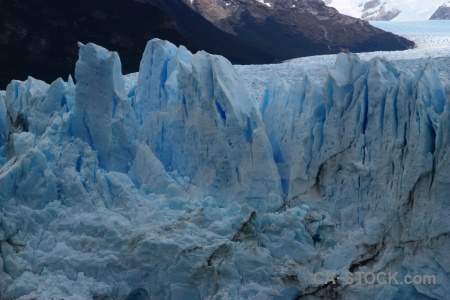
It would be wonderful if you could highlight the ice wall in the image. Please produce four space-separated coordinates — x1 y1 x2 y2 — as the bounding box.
262 53 450 299
0 40 448 299
134 40 282 211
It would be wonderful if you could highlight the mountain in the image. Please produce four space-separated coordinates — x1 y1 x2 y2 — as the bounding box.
0 38 449 299
152 0 414 58
0 0 414 89
325 0 449 21
430 2 450 19
0 0 199 89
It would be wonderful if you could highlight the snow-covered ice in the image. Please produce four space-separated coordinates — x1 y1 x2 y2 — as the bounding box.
0 24 449 299
235 20 450 100
372 20 450 49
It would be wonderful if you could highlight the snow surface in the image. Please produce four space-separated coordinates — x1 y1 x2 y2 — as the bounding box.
372 20 450 49
326 0 449 21
235 20 450 100
255 0 271 7
1 23 450 299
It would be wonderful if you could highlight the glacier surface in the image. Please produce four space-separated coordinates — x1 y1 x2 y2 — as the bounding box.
0 39 449 299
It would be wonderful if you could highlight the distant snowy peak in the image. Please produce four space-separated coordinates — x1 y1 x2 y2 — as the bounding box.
430 2 450 19
325 0 449 21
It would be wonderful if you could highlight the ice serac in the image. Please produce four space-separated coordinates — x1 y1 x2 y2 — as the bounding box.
135 39 283 211
2 78 52 160
0 91 6 153
0 39 449 300
261 74 325 197
69 42 135 173
261 53 450 298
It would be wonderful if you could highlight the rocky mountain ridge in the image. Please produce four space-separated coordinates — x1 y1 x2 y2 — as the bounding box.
177 0 412 42
150 0 414 57
0 0 414 89
430 2 450 19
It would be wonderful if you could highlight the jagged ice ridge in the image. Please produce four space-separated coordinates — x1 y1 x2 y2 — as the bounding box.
0 39 449 299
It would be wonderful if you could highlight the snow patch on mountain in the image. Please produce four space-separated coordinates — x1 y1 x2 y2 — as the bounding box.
255 0 271 7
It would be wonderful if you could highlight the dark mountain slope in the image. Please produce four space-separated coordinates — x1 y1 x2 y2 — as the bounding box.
0 0 197 89
173 0 414 56
0 0 414 89
137 0 276 63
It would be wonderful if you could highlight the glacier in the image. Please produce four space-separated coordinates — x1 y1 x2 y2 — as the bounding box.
0 38 449 299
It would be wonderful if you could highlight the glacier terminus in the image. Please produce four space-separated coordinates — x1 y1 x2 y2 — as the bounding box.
0 38 449 299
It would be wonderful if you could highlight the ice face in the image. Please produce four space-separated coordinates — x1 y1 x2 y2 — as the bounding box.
133 39 283 211
260 52 450 298
69 42 133 173
0 91 7 153
0 39 449 299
